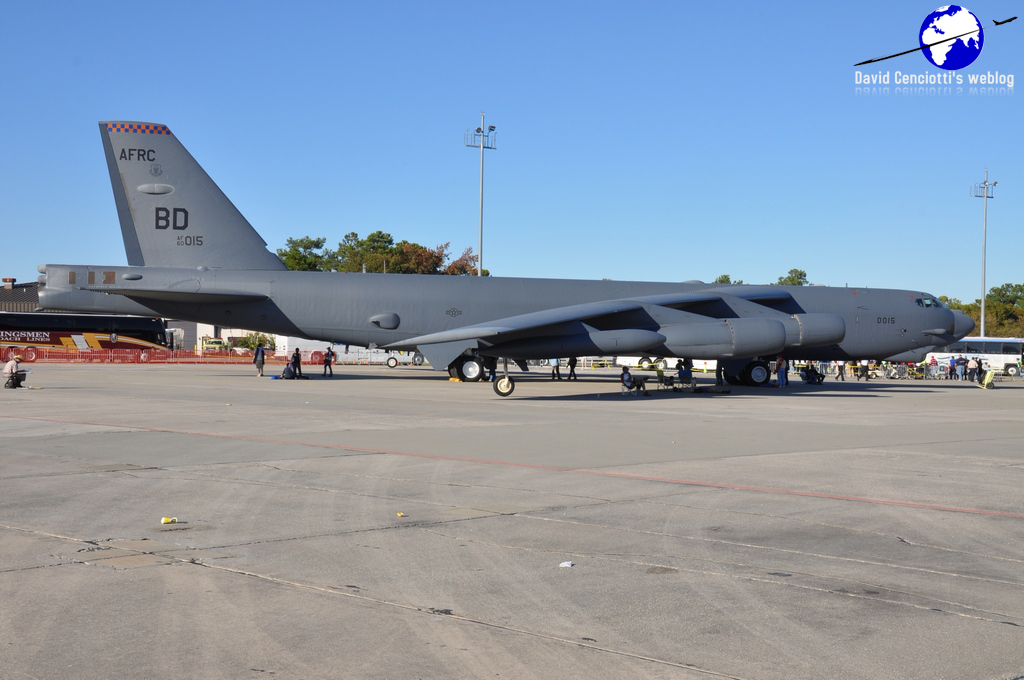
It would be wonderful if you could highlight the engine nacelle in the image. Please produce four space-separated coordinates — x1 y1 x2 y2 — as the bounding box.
783 313 846 348
660 318 787 359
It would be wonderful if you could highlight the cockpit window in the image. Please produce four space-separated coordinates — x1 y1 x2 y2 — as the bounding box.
915 297 944 308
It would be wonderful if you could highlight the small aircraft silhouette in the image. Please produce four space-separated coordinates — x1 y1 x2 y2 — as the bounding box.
993 17 1017 26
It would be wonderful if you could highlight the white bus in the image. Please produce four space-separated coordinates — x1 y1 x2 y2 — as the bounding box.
615 356 718 372
926 337 1024 377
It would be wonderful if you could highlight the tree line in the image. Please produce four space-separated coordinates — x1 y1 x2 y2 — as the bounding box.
939 283 1024 337
276 232 485 276
713 269 809 286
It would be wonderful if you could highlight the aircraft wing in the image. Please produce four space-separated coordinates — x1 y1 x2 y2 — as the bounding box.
388 289 845 370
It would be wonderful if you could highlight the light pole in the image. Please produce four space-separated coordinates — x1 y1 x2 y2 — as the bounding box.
972 169 997 337
465 113 496 276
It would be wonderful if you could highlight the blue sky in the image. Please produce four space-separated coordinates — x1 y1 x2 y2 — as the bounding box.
2 1 1019 302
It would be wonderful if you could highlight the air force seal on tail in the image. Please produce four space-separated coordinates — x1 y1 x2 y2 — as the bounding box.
150 163 162 177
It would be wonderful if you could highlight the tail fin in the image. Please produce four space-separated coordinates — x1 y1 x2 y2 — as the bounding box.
100 122 286 270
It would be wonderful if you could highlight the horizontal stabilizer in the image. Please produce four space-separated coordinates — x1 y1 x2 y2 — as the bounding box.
84 287 269 304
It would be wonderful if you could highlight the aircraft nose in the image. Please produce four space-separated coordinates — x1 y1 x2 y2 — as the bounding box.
952 311 976 338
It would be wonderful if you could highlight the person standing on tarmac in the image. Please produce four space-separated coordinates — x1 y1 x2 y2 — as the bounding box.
291 348 303 378
567 356 578 380
776 355 788 388
252 343 266 377
323 346 335 377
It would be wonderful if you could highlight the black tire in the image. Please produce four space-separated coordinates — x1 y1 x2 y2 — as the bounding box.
723 372 743 386
412 353 424 366
458 357 485 382
1004 364 1019 377
448 363 460 379
386 357 399 368
637 356 652 370
742 361 771 386
493 376 515 397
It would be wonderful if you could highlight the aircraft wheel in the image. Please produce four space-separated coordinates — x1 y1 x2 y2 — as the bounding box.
386 356 399 368
723 372 743 386
458 357 485 382
412 353 424 366
743 360 771 386
448 363 460 379
493 376 515 397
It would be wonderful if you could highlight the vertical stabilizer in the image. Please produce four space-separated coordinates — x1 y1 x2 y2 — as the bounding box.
100 122 286 270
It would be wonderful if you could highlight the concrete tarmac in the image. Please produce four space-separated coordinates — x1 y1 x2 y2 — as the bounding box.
2 364 1024 680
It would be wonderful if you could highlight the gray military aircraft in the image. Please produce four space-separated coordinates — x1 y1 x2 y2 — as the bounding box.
37 122 974 396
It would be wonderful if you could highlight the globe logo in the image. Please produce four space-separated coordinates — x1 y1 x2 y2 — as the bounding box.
920 6 984 70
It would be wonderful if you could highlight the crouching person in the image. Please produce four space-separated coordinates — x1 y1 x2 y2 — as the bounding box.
4 355 27 389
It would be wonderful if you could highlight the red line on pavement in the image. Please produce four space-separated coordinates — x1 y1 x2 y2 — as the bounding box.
6 414 1024 519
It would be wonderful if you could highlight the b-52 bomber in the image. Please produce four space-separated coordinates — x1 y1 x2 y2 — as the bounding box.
37 122 974 396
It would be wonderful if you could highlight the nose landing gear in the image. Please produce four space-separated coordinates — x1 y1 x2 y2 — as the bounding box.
493 358 515 396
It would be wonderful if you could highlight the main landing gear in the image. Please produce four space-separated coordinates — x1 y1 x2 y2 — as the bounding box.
449 356 485 382
723 359 772 387
448 355 516 396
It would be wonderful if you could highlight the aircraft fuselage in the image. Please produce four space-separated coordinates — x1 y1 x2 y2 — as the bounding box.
38 264 969 363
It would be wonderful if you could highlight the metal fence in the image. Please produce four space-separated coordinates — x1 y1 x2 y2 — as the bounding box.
1 348 403 365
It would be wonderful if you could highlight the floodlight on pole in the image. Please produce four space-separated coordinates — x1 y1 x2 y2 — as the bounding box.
972 169 997 337
465 113 497 276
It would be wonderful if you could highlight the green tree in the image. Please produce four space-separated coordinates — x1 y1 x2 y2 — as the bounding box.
775 269 809 286
939 284 1024 337
290 231 486 275
276 236 332 272
336 231 401 273
713 274 744 285
987 283 1024 308
236 332 276 351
